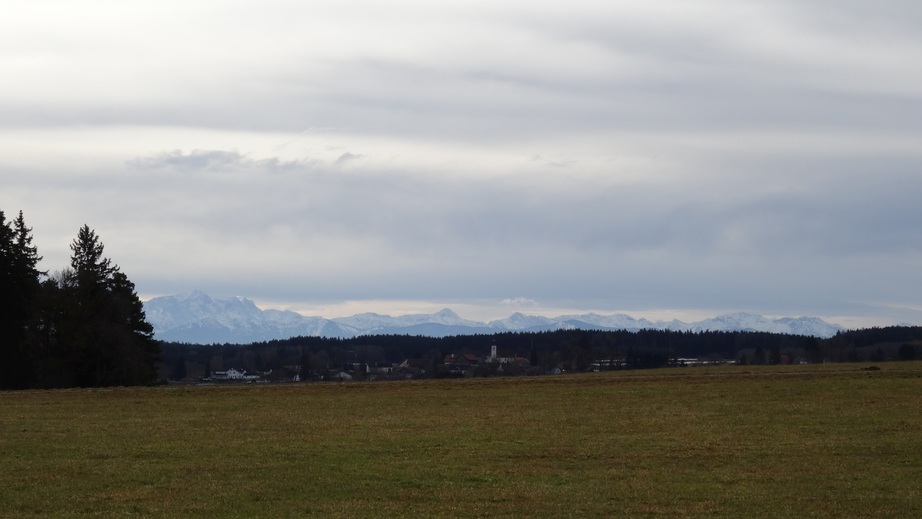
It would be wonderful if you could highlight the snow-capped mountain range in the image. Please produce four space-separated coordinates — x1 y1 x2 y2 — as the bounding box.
143 291 845 344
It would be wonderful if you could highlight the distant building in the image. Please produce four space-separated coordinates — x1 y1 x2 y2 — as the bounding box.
212 368 261 381
443 353 481 374
484 340 529 366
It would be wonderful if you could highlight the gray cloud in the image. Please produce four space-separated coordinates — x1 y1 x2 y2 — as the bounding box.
2 1 921 326
97 145 922 319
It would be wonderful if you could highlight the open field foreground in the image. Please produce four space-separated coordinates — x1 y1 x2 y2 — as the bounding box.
2 363 921 518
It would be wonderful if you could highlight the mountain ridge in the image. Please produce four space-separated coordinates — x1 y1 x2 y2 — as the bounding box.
144 291 846 344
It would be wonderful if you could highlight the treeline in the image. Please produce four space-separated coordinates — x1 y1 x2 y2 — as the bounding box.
158 326 922 382
0 210 159 390
822 326 922 363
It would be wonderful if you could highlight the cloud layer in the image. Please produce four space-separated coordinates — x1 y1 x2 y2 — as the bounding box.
3 1 922 327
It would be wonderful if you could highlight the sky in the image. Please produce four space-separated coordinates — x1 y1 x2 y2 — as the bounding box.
3 1 922 329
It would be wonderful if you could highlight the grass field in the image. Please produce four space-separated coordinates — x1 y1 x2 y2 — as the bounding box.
2 363 921 518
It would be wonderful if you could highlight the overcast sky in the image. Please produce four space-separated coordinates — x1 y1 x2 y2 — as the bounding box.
3 1 922 328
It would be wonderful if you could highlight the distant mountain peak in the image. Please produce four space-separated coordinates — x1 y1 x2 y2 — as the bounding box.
144 292 846 344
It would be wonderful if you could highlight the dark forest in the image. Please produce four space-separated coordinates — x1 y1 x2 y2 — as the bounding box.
158 326 922 383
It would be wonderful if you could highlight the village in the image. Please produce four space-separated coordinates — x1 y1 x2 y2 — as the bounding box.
202 341 534 383
198 340 735 384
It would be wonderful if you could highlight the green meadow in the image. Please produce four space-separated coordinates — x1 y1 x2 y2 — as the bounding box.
2 363 920 518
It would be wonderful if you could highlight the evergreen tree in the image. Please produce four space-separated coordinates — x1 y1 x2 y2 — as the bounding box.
170 355 188 381
100 271 160 385
46 225 159 387
0 210 42 389
0 209 23 388
752 344 766 365
70 225 117 293
769 343 782 365
32 271 75 387
13 212 42 276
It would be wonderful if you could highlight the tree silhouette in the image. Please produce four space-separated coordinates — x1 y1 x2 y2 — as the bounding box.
39 225 159 387
0 210 42 389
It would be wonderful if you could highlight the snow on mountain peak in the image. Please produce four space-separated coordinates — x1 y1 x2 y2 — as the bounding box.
144 292 846 344
488 312 554 330
435 308 460 319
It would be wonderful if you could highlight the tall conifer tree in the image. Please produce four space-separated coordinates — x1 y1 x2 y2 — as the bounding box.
0 210 42 389
50 225 159 386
